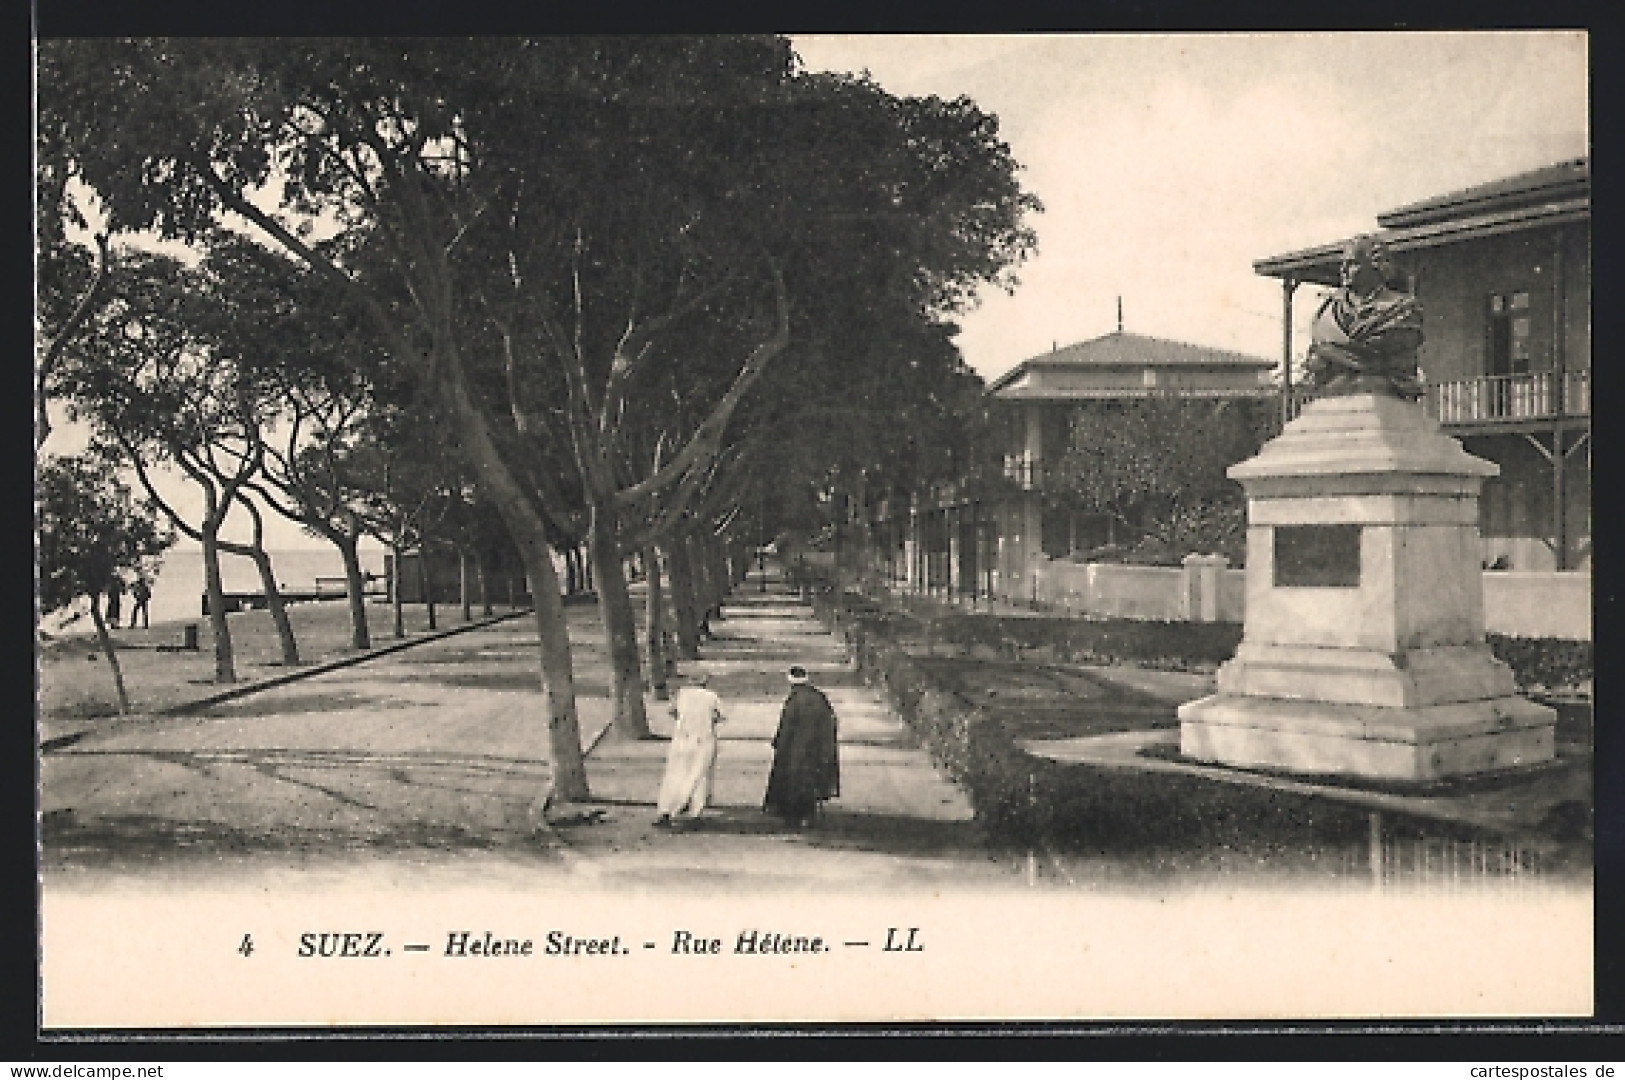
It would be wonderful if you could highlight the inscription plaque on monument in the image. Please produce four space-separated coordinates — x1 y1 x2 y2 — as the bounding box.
1273 524 1361 587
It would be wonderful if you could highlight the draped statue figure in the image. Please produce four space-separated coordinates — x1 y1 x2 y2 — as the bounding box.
1305 235 1424 399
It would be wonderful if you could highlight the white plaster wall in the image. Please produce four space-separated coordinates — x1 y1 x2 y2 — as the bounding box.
1033 558 1187 621
1091 564 1188 620
1482 571 1591 640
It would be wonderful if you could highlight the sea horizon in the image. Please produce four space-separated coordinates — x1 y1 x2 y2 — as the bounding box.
43 546 390 634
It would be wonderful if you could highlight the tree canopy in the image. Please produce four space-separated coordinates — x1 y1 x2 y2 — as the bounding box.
39 34 1041 793
1051 396 1274 564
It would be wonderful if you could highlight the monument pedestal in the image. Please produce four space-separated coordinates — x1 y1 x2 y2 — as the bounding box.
1177 394 1555 783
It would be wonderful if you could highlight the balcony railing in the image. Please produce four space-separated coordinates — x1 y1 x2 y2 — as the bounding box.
1284 371 1589 427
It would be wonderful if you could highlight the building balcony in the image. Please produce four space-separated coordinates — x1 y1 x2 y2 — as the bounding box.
1427 371 1590 426
1284 371 1590 428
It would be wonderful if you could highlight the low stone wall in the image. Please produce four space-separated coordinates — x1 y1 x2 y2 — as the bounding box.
1483 572 1591 641
1028 557 1589 641
1032 559 1187 621
1090 563 1188 621
1032 556 1243 623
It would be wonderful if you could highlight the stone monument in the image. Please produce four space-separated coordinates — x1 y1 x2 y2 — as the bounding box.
1177 237 1556 782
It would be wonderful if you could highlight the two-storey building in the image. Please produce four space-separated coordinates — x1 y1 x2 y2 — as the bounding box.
978 330 1275 602
1255 157 1590 570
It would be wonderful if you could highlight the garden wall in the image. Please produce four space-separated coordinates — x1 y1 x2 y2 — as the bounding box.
1032 559 1185 621
1031 556 1245 624
1027 556 1588 641
1482 572 1591 641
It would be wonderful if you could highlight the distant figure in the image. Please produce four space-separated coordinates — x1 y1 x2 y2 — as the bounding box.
103 577 123 627
763 665 840 828
654 671 725 827
128 575 152 629
1305 235 1425 399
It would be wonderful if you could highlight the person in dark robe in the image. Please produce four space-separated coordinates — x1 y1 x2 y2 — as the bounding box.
763 665 840 828
103 576 123 627
1305 234 1425 399
129 574 152 629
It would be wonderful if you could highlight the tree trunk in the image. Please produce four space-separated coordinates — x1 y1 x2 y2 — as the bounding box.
664 535 700 660
228 496 300 666
391 540 406 639
420 545 438 632
688 533 715 637
248 546 301 666
335 533 371 650
643 543 668 701
89 595 131 715
692 532 718 626
200 521 237 683
708 538 730 620
434 343 589 802
590 502 651 740
517 537 590 799
458 546 472 622
476 550 493 616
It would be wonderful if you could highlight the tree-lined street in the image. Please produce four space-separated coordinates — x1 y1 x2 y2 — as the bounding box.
38 36 1038 808
42 562 1003 891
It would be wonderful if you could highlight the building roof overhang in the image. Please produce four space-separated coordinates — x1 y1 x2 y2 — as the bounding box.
1379 158 1588 227
1253 195 1591 286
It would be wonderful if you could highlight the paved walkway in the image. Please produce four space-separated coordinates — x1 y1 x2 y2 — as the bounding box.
566 577 994 891
41 563 1008 891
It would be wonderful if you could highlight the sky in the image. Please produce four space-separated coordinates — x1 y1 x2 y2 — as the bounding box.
791 31 1589 382
41 31 1588 553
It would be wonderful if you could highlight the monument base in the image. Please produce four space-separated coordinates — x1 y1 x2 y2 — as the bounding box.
1177 693 1556 783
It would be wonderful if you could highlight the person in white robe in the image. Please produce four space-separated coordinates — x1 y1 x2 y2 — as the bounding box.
654 671 725 826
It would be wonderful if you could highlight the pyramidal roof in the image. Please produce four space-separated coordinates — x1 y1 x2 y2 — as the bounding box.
986 331 1274 395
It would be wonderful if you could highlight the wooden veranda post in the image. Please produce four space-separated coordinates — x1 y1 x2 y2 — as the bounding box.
1551 233 1567 570
1281 276 1298 426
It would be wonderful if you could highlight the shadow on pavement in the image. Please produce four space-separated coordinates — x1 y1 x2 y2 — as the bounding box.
692 806 986 858
555 800 987 861
41 809 562 872
201 690 413 718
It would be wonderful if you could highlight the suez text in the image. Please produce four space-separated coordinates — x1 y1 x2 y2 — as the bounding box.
294 928 925 957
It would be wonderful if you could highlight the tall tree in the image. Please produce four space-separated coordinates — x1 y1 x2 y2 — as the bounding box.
59 250 293 680
198 230 385 650
466 62 1038 734
38 454 175 714
1052 396 1275 564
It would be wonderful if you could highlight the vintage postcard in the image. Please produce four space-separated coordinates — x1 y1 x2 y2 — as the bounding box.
34 30 1594 1030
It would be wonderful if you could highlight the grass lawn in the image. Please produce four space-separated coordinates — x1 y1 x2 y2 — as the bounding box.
913 655 1185 741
